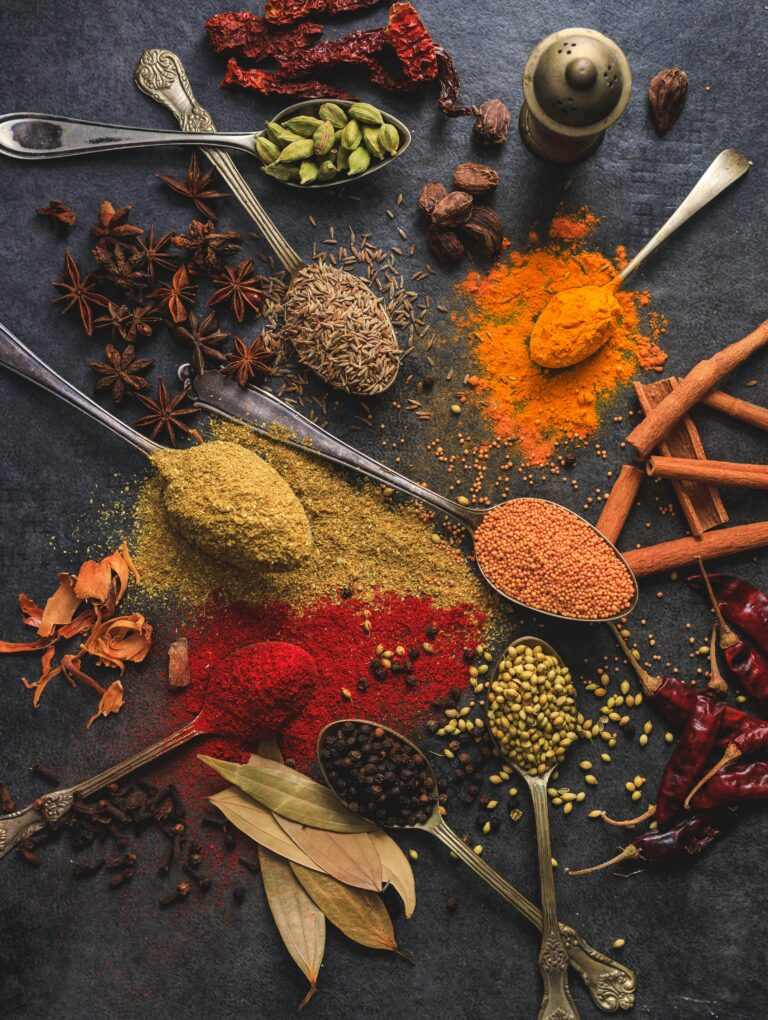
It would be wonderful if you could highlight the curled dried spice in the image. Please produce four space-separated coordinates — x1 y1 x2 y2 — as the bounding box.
52 251 108 336
36 199 76 229
206 11 324 59
87 680 125 729
222 60 354 100
81 613 153 671
264 0 384 24
157 154 229 221
90 200 143 249
38 573 80 638
649 67 689 135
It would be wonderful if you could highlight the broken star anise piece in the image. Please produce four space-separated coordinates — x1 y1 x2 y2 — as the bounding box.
36 199 76 230
123 304 162 342
134 226 178 282
171 311 230 376
90 200 144 250
149 264 197 324
221 334 274 387
94 301 131 341
207 258 267 322
157 154 229 221
171 219 242 275
91 344 153 405
52 251 108 336
135 378 201 447
93 243 147 298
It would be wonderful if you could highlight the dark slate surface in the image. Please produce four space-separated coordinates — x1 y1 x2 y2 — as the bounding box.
1 2 767 1018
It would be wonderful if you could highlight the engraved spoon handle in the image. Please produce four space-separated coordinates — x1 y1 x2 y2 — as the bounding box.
0 112 261 160
0 319 159 455
134 48 304 277
432 820 635 1012
528 776 580 1020
619 148 750 281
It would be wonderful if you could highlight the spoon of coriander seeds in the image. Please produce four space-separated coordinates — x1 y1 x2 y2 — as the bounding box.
487 637 582 1020
317 720 636 1013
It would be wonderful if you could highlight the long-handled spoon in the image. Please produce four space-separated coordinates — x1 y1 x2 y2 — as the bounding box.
189 367 639 623
487 637 581 1020
529 148 751 369
317 719 636 1013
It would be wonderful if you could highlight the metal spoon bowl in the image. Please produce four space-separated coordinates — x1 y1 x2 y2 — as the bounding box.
316 719 636 1013
0 102 411 189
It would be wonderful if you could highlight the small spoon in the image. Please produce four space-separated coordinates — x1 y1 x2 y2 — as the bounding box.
190 368 639 623
487 636 581 1020
317 719 636 1013
529 149 751 369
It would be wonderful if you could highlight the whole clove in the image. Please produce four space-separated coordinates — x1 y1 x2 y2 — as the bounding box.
109 867 134 888
106 851 138 870
16 839 40 867
0 779 16 813
30 760 60 786
158 881 192 908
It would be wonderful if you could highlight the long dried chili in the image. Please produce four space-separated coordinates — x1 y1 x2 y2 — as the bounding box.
222 60 354 100
206 12 324 61
683 716 768 809
691 760 768 810
264 0 385 24
688 571 768 657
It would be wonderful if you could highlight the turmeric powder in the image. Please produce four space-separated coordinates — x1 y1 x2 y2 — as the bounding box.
529 282 622 368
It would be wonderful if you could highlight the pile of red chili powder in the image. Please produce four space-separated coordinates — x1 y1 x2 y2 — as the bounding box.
168 593 487 775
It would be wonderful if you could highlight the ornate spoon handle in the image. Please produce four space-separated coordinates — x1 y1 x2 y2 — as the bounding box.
134 49 304 277
432 820 635 1012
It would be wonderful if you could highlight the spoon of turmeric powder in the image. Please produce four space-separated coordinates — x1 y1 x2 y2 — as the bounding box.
529 149 750 370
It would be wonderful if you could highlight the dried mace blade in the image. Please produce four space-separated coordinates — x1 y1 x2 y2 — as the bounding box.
134 378 201 447
52 251 108 336
157 153 229 221
221 335 275 387
36 199 76 229
649 67 689 135
207 258 266 322
171 311 230 375
91 344 154 405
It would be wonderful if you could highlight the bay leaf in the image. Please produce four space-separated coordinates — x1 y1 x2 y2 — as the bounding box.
199 754 375 833
277 818 383 892
209 787 321 871
291 862 410 959
368 830 416 918
260 847 325 1010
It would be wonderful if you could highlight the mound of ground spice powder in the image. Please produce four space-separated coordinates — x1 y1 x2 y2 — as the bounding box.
454 210 668 464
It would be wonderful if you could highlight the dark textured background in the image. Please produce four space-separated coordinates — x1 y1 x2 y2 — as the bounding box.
1 2 768 1018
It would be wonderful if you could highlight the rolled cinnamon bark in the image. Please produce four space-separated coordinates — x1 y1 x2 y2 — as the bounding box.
596 465 644 544
648 456 768 490
622 521 768 577
697 387 768 432
627 320 768 459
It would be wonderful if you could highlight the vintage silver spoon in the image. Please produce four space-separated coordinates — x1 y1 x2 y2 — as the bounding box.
189 368 639 623
317 719 636 1013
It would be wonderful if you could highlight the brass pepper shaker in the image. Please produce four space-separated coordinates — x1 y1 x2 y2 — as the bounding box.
519 28 632 163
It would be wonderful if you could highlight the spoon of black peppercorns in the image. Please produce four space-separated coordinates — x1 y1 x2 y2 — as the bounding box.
316 720 636 1013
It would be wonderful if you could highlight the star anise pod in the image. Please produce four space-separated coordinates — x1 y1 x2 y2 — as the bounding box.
93 242 147 300
221 334 274 387
36 199 76 230
157 154 229 221
208 258 267 323
149 264 197 324
90 200 144 249
94 301 131 340
91 344 153 404
171 219 241 275
135 378 201 447
123 303 162 342
52 251 108 336
171 311 230 376
134 226 178 282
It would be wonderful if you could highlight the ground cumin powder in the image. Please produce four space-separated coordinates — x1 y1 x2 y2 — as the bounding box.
133 421 497 613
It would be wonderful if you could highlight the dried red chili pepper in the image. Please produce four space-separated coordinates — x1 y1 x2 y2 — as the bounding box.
690 760 768 810
206 12 323 61
688 570 768 658
683 715 768 809
264 0 384 25
222 59 355 100
566 812 725 875
434 45 476 116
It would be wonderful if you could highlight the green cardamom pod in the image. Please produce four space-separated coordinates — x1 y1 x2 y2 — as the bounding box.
347 145 371 176
313 120 335 157
262 163 300 181
336 146 350 171
281 115 324 138
348 102 384 126
264 121 303 147
341 119 362 151
316 160 338 182
362 126 385 159
318 102 348 128
278 137 315 162
299 160 319 185
255 135 281 163
379 123 400 156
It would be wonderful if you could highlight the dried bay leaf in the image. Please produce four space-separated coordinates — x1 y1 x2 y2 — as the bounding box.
277 818 383 892
209 787 320 871
368 830 416 918
199 754 375 833
291 863 410 960
260 847 326 1010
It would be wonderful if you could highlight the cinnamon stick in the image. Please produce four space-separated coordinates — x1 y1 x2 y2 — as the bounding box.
648 456 768 490
627 319 768 459
696 386 768 432
622 521 768 577
634 378 728 536
596 465 644 545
